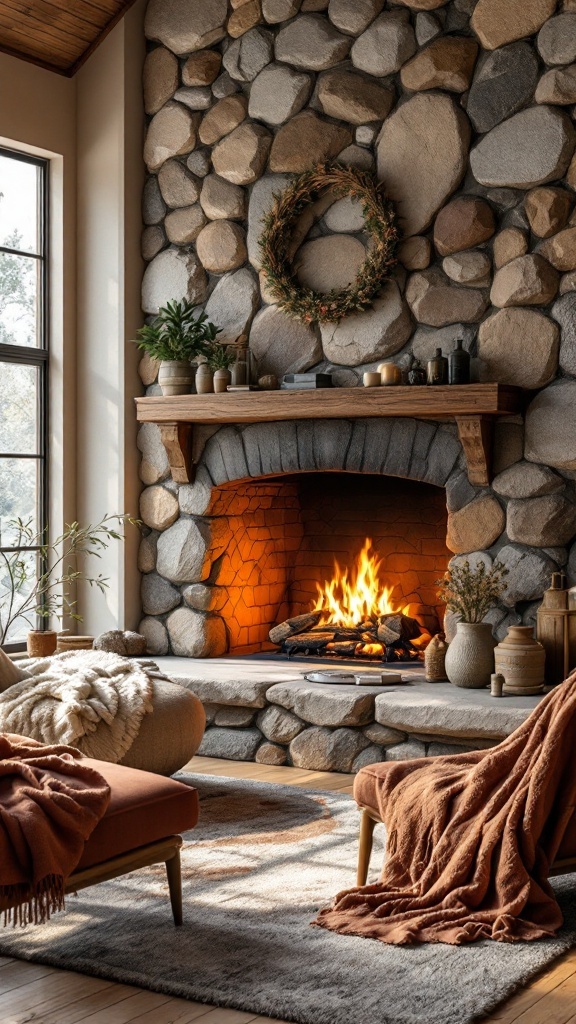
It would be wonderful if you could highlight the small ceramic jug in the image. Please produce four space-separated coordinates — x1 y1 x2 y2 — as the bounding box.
494 625 545 695
195 362 214 395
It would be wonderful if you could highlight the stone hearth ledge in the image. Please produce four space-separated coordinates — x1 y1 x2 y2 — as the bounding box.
153 656 543 772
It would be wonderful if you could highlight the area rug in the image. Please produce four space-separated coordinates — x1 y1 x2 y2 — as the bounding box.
1 775 575 1024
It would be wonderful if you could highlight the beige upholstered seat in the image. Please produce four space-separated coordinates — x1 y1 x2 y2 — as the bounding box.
119 679 206 776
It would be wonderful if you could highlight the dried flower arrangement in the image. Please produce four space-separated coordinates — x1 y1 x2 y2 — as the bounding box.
437 559 509 624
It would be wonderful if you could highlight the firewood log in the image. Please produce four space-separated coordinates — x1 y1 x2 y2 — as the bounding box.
269 611 323 645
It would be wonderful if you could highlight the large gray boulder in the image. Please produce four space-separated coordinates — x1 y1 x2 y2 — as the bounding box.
466 43 539 134
470 106 576 188
525 381 576 472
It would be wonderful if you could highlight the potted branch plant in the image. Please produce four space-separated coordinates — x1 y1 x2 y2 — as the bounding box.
437 558 509 689
0 514 138 655
132 299 221 396
207 342 235 393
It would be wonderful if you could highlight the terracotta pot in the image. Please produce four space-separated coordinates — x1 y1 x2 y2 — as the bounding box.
495 625 545 696
213 368 231 393
158 360 194 396
56 635 95 653
26 630 58 657
445 621 496 689
195 363 214 395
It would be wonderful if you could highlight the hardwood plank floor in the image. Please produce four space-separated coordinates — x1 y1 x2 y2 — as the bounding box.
0 754 573 1024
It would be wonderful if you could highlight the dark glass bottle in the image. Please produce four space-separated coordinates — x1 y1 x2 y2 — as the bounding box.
408 358 427 385
448 338 471 385
427 347 448 385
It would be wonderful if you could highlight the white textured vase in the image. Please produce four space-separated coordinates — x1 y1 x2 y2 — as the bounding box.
445 621 496 689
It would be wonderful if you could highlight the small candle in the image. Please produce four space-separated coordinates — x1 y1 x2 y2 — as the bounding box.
379 362 402 386
363 372 381 387
490 673 504 697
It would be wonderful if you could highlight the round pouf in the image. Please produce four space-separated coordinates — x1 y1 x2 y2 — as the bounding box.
119 680 206 776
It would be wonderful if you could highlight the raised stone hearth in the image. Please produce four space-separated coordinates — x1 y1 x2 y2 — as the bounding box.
157 655 543 771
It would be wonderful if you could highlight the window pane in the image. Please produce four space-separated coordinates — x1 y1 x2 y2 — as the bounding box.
0 363 38 454
0 252 39 348
0 154 40 255
0 458 39 543
0 549 37 643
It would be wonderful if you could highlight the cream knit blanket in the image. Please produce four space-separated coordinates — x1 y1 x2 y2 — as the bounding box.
0 650 156 763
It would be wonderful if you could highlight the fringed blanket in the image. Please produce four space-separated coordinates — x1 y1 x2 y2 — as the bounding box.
0 734 110 925
0 651 157 763
316 671 576 946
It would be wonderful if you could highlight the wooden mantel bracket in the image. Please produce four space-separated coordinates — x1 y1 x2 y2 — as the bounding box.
455 416 493 488
158 423 195 484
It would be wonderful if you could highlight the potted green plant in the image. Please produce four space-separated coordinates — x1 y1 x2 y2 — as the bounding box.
437 558 509 689
132 300 221 396
207 342 235 393
0 514 138 655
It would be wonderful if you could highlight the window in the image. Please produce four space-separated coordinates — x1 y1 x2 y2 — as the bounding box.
0 147 48 649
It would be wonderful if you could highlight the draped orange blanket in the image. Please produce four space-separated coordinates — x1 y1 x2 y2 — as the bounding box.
0 733 110 925
316 671 576 946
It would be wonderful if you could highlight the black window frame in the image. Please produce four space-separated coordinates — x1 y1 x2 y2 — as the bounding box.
0 146 49 652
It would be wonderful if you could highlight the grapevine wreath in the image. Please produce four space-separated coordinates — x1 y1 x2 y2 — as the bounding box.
258 163 399 325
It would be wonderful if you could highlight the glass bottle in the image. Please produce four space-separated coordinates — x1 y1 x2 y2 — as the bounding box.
427 348 448 385
408 358 427 385
231 343 250 386
448 338 471 385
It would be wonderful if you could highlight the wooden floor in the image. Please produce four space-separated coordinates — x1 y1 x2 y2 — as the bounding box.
1 755 575 1024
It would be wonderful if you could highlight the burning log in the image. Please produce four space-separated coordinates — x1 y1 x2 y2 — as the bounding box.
283 632 335 655
269 611 323 645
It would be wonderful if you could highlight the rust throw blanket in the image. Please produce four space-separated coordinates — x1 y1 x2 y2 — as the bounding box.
316 671 576 946
0 733 110 925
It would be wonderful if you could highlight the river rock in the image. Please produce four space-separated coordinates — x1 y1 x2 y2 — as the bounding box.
167 609 227 659
142 226 166 262
537 13 576 65
139 485 179 532
323 196 365 233
139 618 169 656
289 726 369 772
478 308 559 388
141 573 180 616
263 0 302 23
142 249 207 314
198 726 261 759
443 250 492 285
269 110 352 173
318 69 394 125
507 495 576 547
406 268 489 326
187 150 211 177
144 104 200 172
182 49 222 86
145 0 228 54
434 196 495 255
157 518 212 583
165 205 207 244
351 11 416 77
255 743 288 765
363 723 406 746
446 496 505 554
525 380 576 472
247 173 289 269
223 27 274 82
493 461 564 499
328 0 385 34
143 48 179 116
415 12 442 44
213 707 256 728
249 64 312 125
228 0 263 37
492 227 528 268
295 235 366 292
198 95 248 146
250 305 322 376
174 87 213 111
205 268 260 344
196 220 247 273
257 705 305 743
212 122 272 184
400 37 478 93
539 226 576 270
490 254 560 307
470 107 576 188
158 160 200 208
560 271 576 294
466 42 539 134
336 145 374 170
525 187 571 238
470 0 556 50
137 423 168 485
200 174 246 220
376 93 470 236
398 236 432 270
138 533 158 574
212 72 239 99
552 292 576 375
275 14 351 70
183 583 227 612
536 66 576 105
143 176 165 225
320 282 412 365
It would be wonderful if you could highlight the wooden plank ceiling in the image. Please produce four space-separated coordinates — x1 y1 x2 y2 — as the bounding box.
0 0 137 76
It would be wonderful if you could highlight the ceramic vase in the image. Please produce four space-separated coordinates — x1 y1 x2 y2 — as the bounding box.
158 360 194 396
213 368 231 393
26 629 57 657
494 625 545 695
445 621 496 689
195 363 214 394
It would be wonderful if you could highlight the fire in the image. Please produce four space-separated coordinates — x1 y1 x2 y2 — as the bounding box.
313 538 407 628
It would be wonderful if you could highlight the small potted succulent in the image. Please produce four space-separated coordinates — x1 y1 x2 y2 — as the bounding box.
132 300 220 396
207 342 236 393
437 558 509 689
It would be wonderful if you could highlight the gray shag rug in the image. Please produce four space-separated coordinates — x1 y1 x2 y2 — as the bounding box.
0 774 575 1024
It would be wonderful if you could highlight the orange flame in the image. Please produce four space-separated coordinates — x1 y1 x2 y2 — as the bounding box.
313 538 407 628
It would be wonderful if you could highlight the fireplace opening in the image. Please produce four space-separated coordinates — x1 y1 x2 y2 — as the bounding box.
208 473 450 659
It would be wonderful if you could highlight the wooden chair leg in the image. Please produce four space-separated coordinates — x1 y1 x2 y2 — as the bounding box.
165 849 183 926
357 810 377 887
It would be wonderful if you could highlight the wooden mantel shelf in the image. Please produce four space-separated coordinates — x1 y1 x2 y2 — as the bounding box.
135 383 522 488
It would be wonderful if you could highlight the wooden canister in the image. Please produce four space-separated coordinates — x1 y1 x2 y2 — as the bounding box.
494 625 545 695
